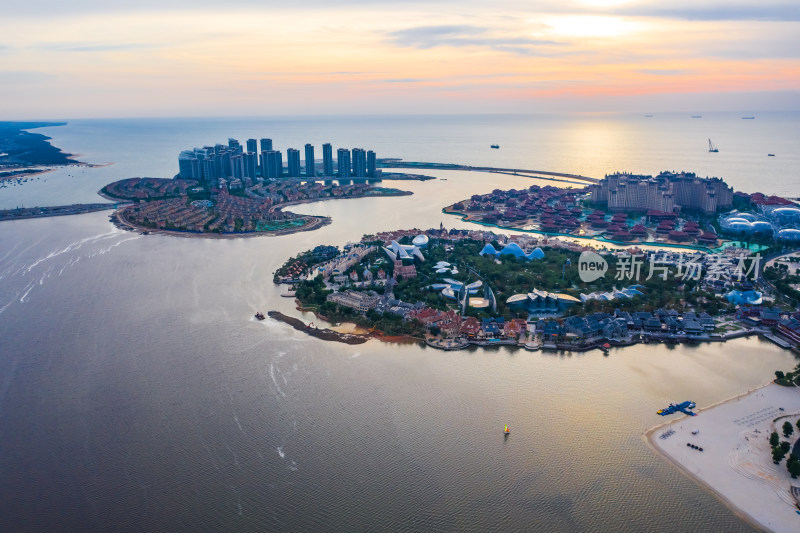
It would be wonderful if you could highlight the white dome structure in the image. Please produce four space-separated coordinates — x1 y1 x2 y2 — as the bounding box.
777 228 800 242
412 234 429 248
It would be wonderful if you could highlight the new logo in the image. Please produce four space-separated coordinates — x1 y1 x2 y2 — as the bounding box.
578 251 608 282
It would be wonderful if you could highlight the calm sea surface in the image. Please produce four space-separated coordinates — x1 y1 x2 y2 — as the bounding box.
1 114 799 532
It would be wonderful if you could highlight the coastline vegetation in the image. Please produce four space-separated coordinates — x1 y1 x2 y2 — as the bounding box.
0 122 79 170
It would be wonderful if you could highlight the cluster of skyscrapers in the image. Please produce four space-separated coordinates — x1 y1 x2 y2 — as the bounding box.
178 138 378 182
588 171 734 214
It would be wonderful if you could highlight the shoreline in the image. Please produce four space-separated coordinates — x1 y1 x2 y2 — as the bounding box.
0 161 107 183
267 310 424 345
112 208 332 239
104 184 410 239
267 301 794 355
442 208 722 253
646 382 800 532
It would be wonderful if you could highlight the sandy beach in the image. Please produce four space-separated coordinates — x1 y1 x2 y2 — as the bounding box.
646 383 800 532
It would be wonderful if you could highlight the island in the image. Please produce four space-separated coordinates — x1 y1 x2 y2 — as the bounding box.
0 121 85 183
271 226 800 353
444 171 800 250
98 136 431 237
101 176 411 237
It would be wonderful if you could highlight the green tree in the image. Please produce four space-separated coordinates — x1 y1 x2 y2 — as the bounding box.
770 431 780 447
775 371 785 381
784 421 794 438
772 447 786 464
780 441 791 454
796 419 800 432
788 456 800 479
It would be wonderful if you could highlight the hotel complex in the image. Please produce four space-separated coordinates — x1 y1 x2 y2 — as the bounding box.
178 138 377 183
588 171 733 214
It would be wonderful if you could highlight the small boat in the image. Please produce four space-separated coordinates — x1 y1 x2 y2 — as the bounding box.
504 424 510 435
490 144 500 149
644 114 653 117
691 115 702 118
708 138 719 153
741 116 755 119
768 154 775 157
255 311 265 320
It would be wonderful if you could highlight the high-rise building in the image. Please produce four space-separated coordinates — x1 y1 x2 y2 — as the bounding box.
201 158 214 180
260 138 272 152
178 150 198 179
367 150 376 177
258 150 269 178
352 148 367 178
337 148 351 178
246 138 258 154
228 138 241 153
231 154 244 179
262 150 281 179
322 143 333 176
243 152 257 180
287 149 301 177
304 144 315 177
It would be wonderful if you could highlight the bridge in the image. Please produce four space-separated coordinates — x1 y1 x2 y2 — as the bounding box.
378 159 598 184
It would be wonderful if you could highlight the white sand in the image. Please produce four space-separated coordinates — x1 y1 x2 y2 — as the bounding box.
647 383 800 533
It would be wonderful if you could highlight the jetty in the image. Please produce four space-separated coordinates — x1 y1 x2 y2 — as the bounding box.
267 311 369 344
0 203 122 222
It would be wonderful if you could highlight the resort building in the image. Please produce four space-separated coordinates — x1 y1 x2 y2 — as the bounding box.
326 290 380 313
588 172 733 214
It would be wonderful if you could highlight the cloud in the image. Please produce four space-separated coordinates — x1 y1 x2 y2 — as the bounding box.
615 2 800 22
638 69 690 76
34 42 160 53
388 24 560 54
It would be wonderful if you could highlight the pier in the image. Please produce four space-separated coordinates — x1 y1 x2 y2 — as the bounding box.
0 203 122 222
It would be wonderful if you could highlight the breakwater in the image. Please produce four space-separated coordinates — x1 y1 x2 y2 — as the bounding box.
267 311 370 344
0 203 121 222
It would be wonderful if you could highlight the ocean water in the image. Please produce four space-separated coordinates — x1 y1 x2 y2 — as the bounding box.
2 112 799 210
0 114 799 532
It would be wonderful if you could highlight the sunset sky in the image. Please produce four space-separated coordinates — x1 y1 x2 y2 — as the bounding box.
2 0 798 118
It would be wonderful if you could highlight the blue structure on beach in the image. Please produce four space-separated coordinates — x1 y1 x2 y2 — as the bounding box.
657 401 697 416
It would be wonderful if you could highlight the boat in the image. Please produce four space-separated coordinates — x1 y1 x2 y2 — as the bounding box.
691 115 702 118
644 114 653 117
490 144 500 149
255 311 265 320
741 116 755 119
504 424 510 435
768 154 775 157
708 138 719 153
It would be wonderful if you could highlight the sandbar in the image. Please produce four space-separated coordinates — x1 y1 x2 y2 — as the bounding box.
646 383 800 532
